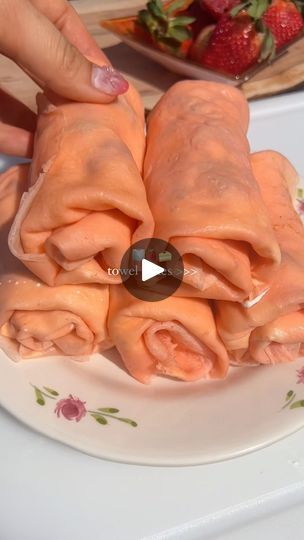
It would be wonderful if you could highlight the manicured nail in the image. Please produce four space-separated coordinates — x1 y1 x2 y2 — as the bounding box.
91 65 129 95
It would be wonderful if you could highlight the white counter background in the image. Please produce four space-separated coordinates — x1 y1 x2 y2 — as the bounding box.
1 93 304 540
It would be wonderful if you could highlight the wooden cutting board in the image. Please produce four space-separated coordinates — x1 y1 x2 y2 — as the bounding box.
1 0 304 110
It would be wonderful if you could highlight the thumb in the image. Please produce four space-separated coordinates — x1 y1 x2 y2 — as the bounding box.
0 0 129 104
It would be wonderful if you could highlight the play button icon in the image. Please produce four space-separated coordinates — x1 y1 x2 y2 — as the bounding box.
142 259 164 282
120 238 184 301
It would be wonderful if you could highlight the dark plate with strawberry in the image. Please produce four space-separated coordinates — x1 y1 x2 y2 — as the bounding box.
101 0 304 85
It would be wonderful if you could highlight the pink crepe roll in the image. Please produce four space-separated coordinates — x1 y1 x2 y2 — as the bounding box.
108 285 228 383
0 165 110 361
144 81 280 302
9 86 153 286
216 151 304 365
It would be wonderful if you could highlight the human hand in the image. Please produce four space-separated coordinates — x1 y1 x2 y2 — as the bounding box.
0 0 129 157
0 0 129 103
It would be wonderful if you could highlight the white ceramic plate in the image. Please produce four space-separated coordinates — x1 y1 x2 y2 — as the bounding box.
1 350 304 466
1 94 304 466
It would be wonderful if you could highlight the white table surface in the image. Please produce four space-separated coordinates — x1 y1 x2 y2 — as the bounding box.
1 93 304 540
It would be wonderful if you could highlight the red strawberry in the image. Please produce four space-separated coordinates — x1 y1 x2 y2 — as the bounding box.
262 0 303 49
133 23 155 46
200 0 239 20
136 0 196 58
133 23 192 56
200 13 263 76
156 36 193 56
187 1 215 38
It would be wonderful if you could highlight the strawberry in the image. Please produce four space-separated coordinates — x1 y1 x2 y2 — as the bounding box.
189 24 215 60
187 1 215 38
136 0 196 58
200 0 240 20
200 12 263 75
262 0 303 48
133 24 155 46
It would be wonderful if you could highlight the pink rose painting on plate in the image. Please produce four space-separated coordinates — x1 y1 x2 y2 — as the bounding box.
55 395 87 422
31 384 137 427
296 366 304 384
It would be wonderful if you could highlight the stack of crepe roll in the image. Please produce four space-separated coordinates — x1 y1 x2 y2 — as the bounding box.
1 80 303 383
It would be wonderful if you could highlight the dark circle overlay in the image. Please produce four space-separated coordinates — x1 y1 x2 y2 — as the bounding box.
119 238 184 302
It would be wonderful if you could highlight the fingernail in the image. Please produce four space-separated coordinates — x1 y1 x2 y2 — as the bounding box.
91 65 129 95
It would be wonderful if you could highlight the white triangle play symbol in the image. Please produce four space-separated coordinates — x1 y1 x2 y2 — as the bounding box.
142 258 164 282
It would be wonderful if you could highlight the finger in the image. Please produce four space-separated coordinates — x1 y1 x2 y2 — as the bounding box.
0 89 37 131
0 123 33 157
30 0 108 64
0 0 129 104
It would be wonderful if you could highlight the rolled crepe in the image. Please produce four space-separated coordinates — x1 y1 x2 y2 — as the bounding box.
216 151 304 364
108 285 228 383
247 312 304 365
9 86 154 286
144 81 280 301
0 166 110 361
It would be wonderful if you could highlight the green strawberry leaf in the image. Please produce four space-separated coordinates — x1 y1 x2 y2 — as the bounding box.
256 0 270 18
166 0 189 14
230 1 251 17
170 16 196 26
247 0 269 19
138 9 155 29
260 28 275 61
286 390 295 401
168 25 191 42
147 0 166 20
